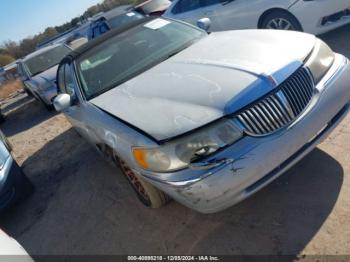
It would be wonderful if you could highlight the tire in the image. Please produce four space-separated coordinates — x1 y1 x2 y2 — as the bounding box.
261 11 302 31
118 158 171 208
0 163 33 212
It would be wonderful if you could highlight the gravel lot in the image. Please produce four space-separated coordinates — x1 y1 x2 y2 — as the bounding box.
0 25 350 256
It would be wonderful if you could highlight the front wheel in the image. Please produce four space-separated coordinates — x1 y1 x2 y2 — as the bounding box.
119 159 170 208
261 11 302 31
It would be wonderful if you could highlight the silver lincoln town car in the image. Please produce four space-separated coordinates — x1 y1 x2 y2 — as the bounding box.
53 17 350 213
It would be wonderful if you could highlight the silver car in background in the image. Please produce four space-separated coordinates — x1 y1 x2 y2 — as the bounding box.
17 44 72 109
0 130 32 211
54 18 350 213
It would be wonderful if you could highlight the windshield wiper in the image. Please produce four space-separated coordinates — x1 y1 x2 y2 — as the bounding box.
167 50 181 59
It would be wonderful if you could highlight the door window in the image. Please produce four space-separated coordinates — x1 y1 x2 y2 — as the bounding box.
172 0 200 14
57 63 77 98
64 64 76 97
202 0 221 7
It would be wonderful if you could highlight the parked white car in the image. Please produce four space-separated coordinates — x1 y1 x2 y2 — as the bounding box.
0 229 32 260
163 0 350 34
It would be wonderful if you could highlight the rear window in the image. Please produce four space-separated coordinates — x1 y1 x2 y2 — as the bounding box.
108 12 145 29
173 0 200 14
138 0 171 14
24 45 71 76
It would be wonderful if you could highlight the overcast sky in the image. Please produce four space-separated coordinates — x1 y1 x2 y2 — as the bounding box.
0 0 102 43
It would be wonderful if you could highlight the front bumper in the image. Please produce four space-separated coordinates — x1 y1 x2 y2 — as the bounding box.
141 54 350 213
290 1 350 35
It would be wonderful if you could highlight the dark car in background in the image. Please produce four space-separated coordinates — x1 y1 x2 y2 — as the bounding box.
87 6 145 40
134 0 172 16
17 44 72 110
0 130 33 211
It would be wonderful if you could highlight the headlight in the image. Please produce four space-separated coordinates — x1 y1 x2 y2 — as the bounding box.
132 119 243 172
305 39 335 83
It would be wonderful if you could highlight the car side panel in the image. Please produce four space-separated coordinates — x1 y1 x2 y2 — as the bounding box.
164 1 205 26
289 0 350 34
23 80 40 99
63 101 158 168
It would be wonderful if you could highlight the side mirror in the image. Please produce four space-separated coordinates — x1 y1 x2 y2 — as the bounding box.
53 94 71 112
197 18 211 32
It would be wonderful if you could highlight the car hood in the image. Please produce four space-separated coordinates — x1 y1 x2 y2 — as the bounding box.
91 30 316 141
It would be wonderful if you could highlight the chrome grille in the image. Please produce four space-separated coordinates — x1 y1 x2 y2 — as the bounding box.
235 67 314 136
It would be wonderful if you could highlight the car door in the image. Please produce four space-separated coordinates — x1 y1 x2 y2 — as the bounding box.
168 0 252 31
168 0 203 25
200 0 254 31
57 63 105 145
57 63 89 140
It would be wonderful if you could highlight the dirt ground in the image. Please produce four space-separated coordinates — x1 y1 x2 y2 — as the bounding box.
0 25 350 256
0 80 24 100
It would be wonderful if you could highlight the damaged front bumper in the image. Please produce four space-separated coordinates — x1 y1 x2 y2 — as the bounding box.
138 54 350 213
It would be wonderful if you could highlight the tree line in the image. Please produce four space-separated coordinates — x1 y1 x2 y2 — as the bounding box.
0 0 144 67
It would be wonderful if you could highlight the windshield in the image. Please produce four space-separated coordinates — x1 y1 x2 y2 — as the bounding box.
24 45 71 76
139 0 171 14
108 12 145 29
77 19 204 100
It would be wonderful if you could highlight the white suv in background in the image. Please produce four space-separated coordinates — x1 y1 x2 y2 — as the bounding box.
163 0 350 34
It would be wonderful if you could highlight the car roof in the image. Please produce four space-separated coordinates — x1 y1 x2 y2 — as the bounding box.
61 16 154 62
22 44 68 62
89 5 133 22
135 0 171 9
103 5 134 20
